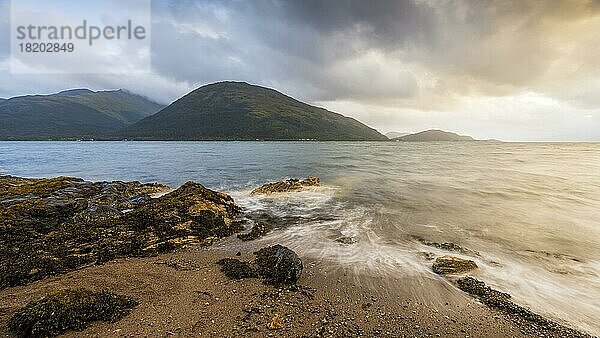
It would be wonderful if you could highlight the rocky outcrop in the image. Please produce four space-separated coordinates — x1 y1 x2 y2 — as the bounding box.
0 176 242 288
8 289 138 337
217 245 303 285
250 176 320 195
432 255 478 275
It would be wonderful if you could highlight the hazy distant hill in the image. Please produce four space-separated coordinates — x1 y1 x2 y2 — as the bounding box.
385 131 409 139
119 82 387 141
0 89 164 140
393 129 475 141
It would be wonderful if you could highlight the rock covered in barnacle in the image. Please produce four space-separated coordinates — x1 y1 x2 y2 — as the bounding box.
127 181 242 244
0 176 242 288
217 245 303 285
250 176 320 195
432 255 478 275
8 289 138 337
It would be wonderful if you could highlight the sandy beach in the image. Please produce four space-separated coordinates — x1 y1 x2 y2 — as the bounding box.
0 241 582 337
0 175 594 337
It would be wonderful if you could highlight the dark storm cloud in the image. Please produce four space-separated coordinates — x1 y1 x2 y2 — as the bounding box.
1 0 599 140
243 0 437 56
148 0 438 102
147 0 600 104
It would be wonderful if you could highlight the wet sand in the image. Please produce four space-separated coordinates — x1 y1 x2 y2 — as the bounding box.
0 240 562 337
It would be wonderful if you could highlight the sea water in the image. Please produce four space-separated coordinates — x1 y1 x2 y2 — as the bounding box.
1 141 599 334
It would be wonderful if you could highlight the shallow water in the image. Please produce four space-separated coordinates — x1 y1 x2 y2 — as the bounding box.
1 141 599 334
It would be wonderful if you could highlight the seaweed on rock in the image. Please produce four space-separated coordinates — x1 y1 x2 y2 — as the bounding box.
250 176 320 195
0 176 242 288
8 289 138 337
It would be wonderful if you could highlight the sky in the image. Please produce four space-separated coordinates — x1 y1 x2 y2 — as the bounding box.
1 0 600 141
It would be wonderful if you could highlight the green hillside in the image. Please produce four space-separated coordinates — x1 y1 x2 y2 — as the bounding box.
0 89 164 140
119 82 386 141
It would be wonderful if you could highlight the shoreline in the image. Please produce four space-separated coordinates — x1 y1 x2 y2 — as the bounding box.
1 242 594 337
0 244 544 337
0 175 594 337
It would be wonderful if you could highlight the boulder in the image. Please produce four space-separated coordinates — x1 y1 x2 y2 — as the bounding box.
432 255 478 275
217 245 303 285
250 176 320 194
254 245 303 284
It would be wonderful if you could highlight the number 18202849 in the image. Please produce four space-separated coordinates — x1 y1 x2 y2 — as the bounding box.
18 43 75 53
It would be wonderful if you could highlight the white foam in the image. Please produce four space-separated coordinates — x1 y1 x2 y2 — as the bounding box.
229 183 600 335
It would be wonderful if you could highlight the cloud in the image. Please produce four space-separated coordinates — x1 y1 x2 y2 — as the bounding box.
0 0 599 140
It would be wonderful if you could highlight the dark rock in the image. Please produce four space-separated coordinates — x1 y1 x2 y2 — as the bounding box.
217 258 258 279
8 289 137 337
414 236 479 256
456 277 589 337
242 210 307 231
457 276 510 301
335 236 357 245
217 245 303 285
250 176 320 195
237 222 273 241
0 176 242 288
254 245 303 285
432 255 478 275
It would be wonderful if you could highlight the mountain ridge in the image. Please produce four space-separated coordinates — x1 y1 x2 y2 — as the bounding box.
118 81 387 141
0 89 164 140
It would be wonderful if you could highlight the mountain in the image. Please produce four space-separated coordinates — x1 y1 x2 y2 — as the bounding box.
0 89 164 140
393 129 475 141
119 82 387 141
385 131 409 139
